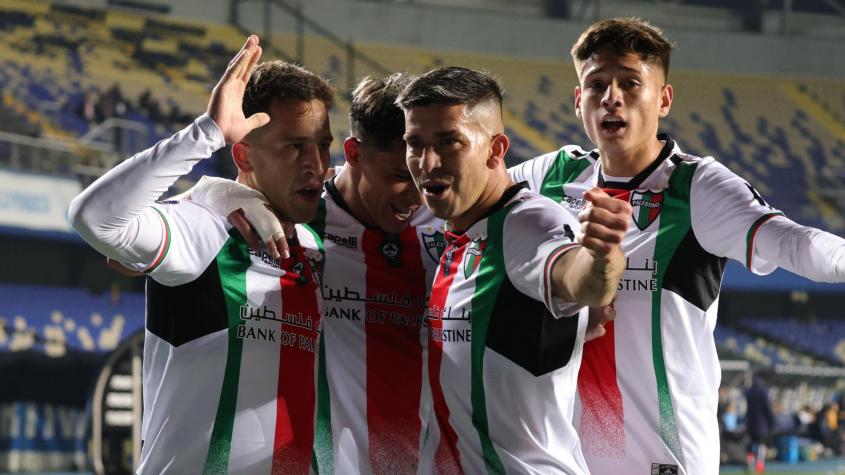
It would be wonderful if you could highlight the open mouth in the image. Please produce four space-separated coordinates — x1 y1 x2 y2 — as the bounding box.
600 117 627 134
391 205 416 221
296 186 321 202
421 181 450 200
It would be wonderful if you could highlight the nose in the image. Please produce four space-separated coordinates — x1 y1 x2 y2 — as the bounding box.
601 81 623 110
300 143 326 178
419 147 442 176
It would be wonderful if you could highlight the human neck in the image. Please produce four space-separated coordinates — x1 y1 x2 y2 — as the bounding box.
334 168 377 228
600 137 665 177
448 169 512 233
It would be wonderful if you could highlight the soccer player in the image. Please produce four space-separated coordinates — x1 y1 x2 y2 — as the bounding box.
69 36 334 473
164 73 444 474
509 17 845 475
397 66 630 473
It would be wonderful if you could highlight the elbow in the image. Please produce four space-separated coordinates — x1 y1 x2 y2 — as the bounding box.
67 191 101 241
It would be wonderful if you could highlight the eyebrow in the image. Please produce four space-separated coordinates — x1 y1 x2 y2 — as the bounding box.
584 65 643 78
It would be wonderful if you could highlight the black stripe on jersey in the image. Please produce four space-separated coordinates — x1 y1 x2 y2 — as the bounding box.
146 260 229 347
662 229 727 312
486 280 580 377
598 133 676 190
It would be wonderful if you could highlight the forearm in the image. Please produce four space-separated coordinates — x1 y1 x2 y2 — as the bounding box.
68 114 224 263
754 216 845 283
551 247 624 307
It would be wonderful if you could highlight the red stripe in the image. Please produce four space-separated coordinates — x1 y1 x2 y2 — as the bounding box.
272 244 320 474
362 228 427 473
649 192 664 224
577 320 625 458
428 238 469 474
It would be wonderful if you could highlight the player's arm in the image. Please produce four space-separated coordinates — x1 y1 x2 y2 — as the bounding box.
504 189 628 316
550 188 628 307
69 36 270 269
691 160 845 282
753 215 845 282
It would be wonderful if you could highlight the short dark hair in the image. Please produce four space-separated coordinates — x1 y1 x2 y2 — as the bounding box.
396 66 503 111
571 17 673 80
243 61 334 118
349 73 415 150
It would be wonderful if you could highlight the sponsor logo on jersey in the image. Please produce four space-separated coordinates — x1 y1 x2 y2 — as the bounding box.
324 232 358 249
422 231 447 263
463 239 486 278
379 234 403 267
630 190 664 231
650 463 678 475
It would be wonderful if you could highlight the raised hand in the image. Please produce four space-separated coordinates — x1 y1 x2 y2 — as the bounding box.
207 35 271 144
577 188 631 258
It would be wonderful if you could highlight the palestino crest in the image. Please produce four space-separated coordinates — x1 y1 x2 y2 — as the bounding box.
463 239 486 279
422 231 447 263
630 190 664 231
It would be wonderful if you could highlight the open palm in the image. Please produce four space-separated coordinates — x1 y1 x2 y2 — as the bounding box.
207 35 271 144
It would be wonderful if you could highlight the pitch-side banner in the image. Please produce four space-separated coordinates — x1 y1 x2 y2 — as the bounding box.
0 170 81 233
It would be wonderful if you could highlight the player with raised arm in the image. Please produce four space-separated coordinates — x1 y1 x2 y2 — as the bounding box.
508 17 845 475
69 36 334 474
175 73 445 474
397 66 629 474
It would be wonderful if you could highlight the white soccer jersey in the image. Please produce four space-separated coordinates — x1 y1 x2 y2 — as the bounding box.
509 134 784 475
425 184 589 474
307 176 442 474
137 199 326 475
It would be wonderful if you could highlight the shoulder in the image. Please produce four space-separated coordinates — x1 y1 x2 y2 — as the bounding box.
504 190 576 231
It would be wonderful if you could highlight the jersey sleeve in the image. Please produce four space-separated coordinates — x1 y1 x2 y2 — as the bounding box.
753 214 845 283
507 150 559 192
68 114 229 284
689 158 783 274
131 200 232 286
502 193 582 318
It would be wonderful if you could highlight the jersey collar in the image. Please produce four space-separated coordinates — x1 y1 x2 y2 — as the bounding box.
597 133 676 190
446 181 529 242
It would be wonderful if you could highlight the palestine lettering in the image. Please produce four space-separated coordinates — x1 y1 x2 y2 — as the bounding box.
427 305 472 322
429 327 472 342
618 278 658 292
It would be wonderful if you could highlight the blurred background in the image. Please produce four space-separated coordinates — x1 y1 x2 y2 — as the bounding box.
0 0 843 473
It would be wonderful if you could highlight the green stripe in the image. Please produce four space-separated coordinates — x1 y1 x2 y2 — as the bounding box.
308 197 328 245
745 212 783 268
538 149 592 203
467 203 521 475
306 199 332 473
311 331 334 474
650 163 698 465
203 233 251 474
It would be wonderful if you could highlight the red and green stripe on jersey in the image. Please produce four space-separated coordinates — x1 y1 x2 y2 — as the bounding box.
309 188 435 474
426 190 586 474
203 229 323 475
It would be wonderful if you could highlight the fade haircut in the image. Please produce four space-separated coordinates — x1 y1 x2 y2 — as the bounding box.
396 66 503 112
349 73 415 150
570 17 673 80
243 61 334 119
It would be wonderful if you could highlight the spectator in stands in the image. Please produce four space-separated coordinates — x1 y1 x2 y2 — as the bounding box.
817 401 842 455
745 372 775 473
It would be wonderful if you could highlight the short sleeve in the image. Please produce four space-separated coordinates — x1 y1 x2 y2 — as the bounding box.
507 150 559 192
690 159 783 275
124 200 232 286
503 193 582 318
